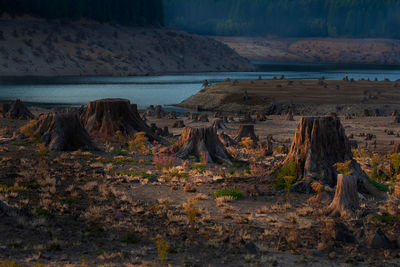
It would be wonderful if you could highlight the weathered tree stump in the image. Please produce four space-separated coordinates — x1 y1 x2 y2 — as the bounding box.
391 144 400 154
167 111 177 120
198 114 209 122
28 111 97 151
81 98 164 142
262 135 273 156
155 105 164 118
285 116 386 199
362 109 370 117
256 112 267 121
212 119 227 130
239 113 254 123
172 126 232 164
394 116 400 123
286 111 294 121
326 174 359 217
172 120 185 128
189 113 199 122
234 125 258 143
0 99 34 120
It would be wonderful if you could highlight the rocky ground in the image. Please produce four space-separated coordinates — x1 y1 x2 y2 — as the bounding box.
0 17 253 77
1 110 400 266
178 79 400 115
214 36 400 65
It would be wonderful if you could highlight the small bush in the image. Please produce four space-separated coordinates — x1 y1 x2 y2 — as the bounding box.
334 160 352 175
193 163 206 173
274 161 298 190
155 237 169 267
214 188 243 200
239 137 254 149
129 132 149 154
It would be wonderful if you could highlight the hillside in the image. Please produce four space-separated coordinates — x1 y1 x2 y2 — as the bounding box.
214 37 400 65
0 18 254 77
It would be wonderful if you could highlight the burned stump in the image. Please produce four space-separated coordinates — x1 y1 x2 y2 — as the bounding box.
172 126 232 164
0 99 34 120
173 120 185 128
81 98 164 143
234 125 258 143
28 111 97 151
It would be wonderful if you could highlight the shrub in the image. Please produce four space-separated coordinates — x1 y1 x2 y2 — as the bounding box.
239 137 255 149
214 188 243 200
334 160 353 175
155 237 169 267
153 148 176 171
193 163 206 173
274 161 298 190
249 162 268 177
129 132 149 154
184 198 198 231
19 119 40 142
389 153 400 176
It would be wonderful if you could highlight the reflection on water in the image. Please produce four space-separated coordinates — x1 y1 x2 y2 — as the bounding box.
0 63 399 109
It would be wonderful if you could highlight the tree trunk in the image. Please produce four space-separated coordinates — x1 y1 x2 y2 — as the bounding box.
81 98 165 143
234 125 258 143
172 126 232 164
326 174 359 217
28 111 97 151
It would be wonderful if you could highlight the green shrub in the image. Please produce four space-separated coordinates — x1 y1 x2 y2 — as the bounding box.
274 161 298 190
334 160 352 175
213 188 243 200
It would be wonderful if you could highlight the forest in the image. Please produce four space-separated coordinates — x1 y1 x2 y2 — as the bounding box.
164 0 400 38
0 0 164 26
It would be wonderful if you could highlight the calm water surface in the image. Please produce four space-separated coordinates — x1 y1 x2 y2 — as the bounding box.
0 63 399 109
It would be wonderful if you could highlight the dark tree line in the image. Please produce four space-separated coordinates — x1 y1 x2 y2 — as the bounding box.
164 0 400 38
0 0 164 26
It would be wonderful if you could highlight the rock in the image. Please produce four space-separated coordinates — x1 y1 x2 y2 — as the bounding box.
367 229 397 249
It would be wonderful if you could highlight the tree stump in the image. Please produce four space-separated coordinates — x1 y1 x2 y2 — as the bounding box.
0 99 34 120
262 136 273 156
286 111 294 121
155 105 164 118
81 98 164 143
239 113 254 123
285 116 386 199
173 120 185 128
198 114 209 122
234 125 259 143
189 113 199 122
166 111 177 120
172 126 232 164
326 174 359 217
29 111 97 151
256 112 266 122
394 116 400 124
212 119 227 130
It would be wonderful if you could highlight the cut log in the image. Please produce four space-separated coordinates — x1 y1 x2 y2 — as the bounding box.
234 125 258 143
0 99 34 120
81 98 164 143
172 126 232 164
212 119 227 130
285 116 386 199
28 111 97 151
326 174 359 217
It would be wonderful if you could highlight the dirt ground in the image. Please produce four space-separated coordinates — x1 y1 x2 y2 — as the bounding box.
214 36 400 65
178 79 400 115
1 110 400 266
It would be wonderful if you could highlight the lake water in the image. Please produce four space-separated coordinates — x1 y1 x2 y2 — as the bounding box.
0 63 399 109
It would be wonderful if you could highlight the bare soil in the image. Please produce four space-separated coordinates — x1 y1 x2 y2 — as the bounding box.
0 17 253 77
214 36 400 65
1 112 400 266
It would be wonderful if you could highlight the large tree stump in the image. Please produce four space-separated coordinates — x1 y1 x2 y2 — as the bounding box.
28 111 97 151
234 125 259 143
326 174 359 217
81 98 164 143
218 132 237 147
0 99 34 120
285 116 386 199
172 126 232 164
